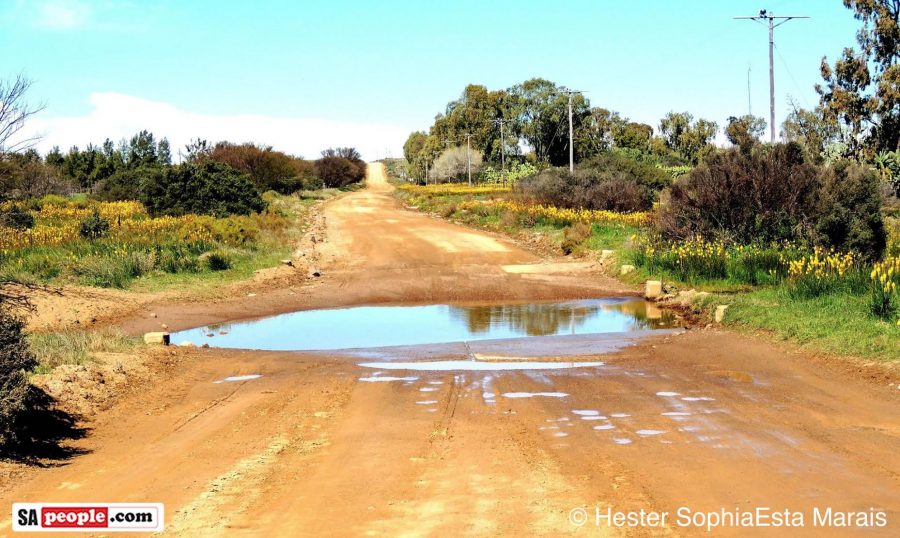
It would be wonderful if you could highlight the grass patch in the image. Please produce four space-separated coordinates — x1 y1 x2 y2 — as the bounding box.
713 287 899 361
0 192 327 293
395 187 638 254
28 329 141 373
584 223 639 251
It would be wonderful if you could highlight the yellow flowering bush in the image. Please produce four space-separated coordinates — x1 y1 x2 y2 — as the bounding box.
869 256 899 319
398 183 512 196
0 198 284 288
787 248 856 280
886 218 899 257
0 200 147 222
786 248 864 298
0 224 79 252
472 199 650 227
631 234 807 285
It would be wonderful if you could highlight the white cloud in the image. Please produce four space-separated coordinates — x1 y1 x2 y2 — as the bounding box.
36 0 90 29
26 92 408 161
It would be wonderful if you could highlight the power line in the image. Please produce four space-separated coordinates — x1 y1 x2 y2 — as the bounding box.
773 42 813 110
734 9 809 142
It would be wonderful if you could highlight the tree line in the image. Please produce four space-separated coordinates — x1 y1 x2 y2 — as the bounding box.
404 1 898 188
402 78 730 183
0 128 367 215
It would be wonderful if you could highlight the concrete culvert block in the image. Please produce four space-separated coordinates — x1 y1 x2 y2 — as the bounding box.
620 264 636 275
715 305 730 323
645 280 663 299
143 332 170 346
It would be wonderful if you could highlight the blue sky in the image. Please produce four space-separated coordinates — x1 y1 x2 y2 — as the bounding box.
2 0 861 159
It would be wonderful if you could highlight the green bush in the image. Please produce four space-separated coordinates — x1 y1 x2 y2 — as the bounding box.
156 245 201 274
481 162 539 184
204 251 231 271
79 210 110 240
93 166 163 202
814 162 886 259
659 144 886 260
585 152 672 191
0 205 35 230
516 151 667 214
140 161 266 217
0 309 38 449
315 150 366 188
660 144 819 244
518 166 653 213
302 175 325 191
787 269 868 300
869 283 897 319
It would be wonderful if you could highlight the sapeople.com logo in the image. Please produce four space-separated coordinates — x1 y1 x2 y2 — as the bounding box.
13 503 164 532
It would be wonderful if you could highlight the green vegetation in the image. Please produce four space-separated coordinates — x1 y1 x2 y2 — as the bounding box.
0 309 36 448
518 152 671 213
400 78 714 185
707 288 899 360
401 177 899 361
392 1 900 361
660 144 886 259
0 193 318 291
79 210 110 239
140 161 266 217
27 329 140 373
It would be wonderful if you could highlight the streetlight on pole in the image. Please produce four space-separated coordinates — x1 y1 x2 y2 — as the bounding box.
734 9 809 143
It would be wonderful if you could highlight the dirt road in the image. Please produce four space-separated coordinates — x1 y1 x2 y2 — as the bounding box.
1 164 898 536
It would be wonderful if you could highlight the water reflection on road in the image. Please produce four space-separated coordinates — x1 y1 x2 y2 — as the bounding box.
171 298 676 351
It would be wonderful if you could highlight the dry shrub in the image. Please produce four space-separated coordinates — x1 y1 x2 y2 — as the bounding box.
518 166 652 213
520 212 537 228
561 222 593 255
658 143 886 259
660 144 819 243
440 203 458 218
500 210 518 228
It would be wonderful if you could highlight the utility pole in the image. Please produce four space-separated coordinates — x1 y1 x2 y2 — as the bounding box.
465 133 472 186
735 10 809 143
747 65 752 116
500 121 505 180
568 92 574 173
564 89 584 173
493 118 508 186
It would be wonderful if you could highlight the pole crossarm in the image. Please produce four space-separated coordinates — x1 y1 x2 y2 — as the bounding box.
734 10 809 143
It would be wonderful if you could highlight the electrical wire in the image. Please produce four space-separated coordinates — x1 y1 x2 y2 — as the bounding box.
774 42 814 110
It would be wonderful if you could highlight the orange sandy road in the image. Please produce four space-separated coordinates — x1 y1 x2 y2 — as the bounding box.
0 164 898 537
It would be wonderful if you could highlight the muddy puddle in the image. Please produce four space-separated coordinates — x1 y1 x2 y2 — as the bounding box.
171 297 676 351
